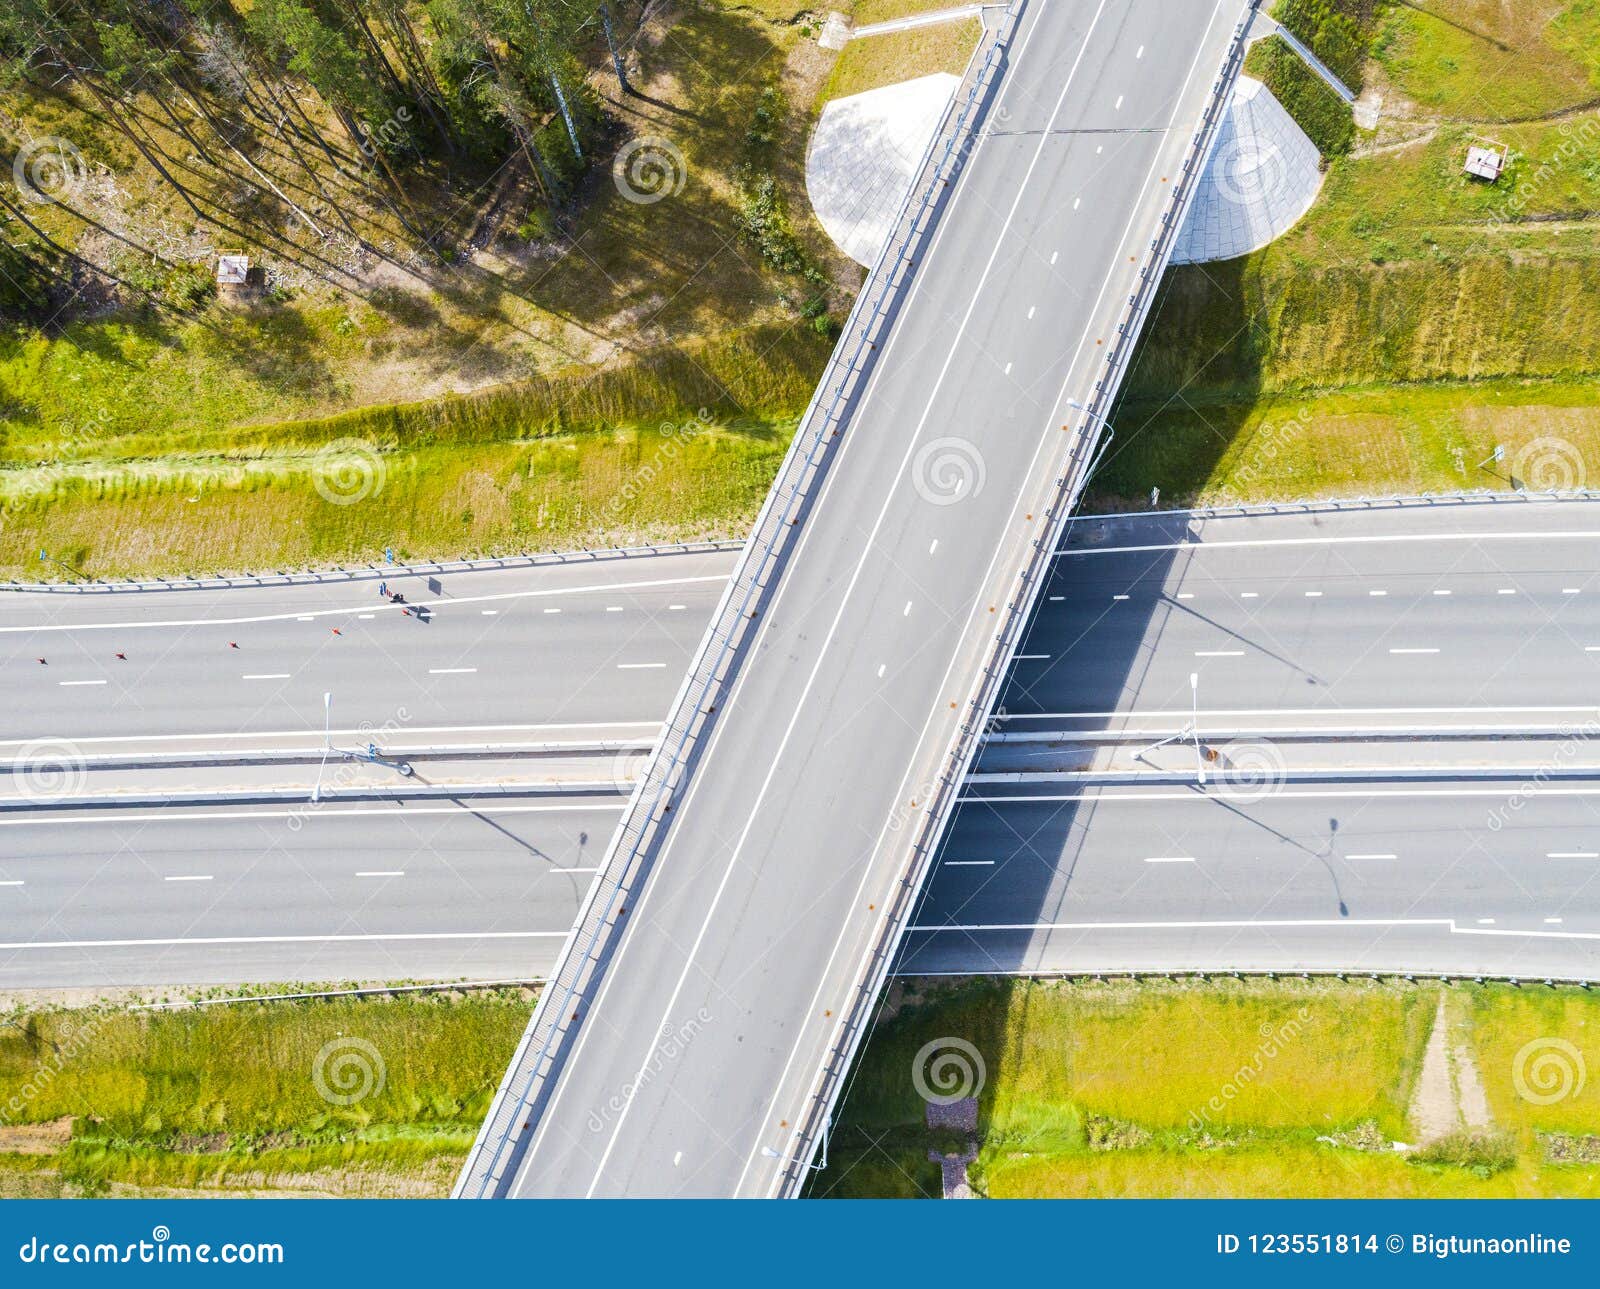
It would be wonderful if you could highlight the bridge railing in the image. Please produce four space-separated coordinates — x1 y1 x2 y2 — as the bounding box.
453 3 1021 1199
777 0 1267 1196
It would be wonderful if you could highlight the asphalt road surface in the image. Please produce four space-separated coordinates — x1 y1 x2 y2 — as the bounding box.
1 550 730 751
903 783 1600 979
999 502 1600 722
11 503 1600 995
0 802 621 989
494 0 1249 1199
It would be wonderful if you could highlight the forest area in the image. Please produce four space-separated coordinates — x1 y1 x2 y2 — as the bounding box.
0 0 635 323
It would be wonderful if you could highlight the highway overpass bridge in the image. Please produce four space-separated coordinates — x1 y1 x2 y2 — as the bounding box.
456 0 1258 1198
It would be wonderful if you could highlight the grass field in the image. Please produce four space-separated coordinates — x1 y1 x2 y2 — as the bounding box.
808 978 1600 1199
0 324 825 579
816 17 981 107
1372 0 1600 122
981 1143 1600 1199
0 990 530 1198
1093 375 1600 509
1246 36 1356 157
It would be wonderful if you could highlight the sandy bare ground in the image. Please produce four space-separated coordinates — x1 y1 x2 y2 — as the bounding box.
1409 992 1492 1143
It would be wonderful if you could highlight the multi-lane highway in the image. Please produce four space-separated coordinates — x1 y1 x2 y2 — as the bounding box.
467 0 1254 1199
12 503 1600 994
1 550 730 747
906 500 1600 980
0 803 620 987
0 551 729 990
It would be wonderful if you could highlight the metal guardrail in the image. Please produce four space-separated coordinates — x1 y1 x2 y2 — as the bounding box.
0 539 742 595
1083 489 1600 525
452 6 1022 1200
968 765 1600 788
777 0 1266 1197
898 968 1600 988
0 781 624 813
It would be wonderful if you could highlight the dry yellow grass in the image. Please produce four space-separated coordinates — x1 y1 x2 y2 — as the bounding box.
1466 987 1600 1140
817 18 981 106
982 1147 1600 1199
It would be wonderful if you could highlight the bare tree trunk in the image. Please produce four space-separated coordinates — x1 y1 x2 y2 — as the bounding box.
601 4 633 96
549 72 582 162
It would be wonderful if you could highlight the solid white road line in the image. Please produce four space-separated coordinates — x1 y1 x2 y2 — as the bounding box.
905 916 1600 942
944 860 995 867
4 573 726 634
428 667 477 675
0 802 625 828
1002 704 1600 720
0 929 569 952
0 720 659 751
1389 647 1439 654
1548 852 1600 859
1143 856 1194 864
242 673 289 680
58 679 106 687
1344 853 1397 860
356 870 404 878
164 875 213 882
964 786 1600 805
1195 650 1243 657
617 662 666 670
1064 530 1600 558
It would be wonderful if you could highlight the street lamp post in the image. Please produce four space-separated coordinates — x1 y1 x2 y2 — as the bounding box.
1133 672 1206 789
1065 398 1116 489
311 691 333 804
761 1119 830 1174
1190 671 1206 787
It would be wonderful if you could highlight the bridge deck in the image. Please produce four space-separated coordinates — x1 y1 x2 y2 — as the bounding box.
460 0 1256 1198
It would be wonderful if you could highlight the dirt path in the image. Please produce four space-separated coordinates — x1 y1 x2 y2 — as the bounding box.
1409 991 1492 1143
